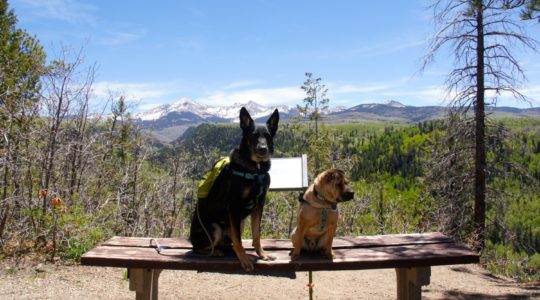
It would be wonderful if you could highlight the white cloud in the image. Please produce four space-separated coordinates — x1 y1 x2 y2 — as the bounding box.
17 0 97 24
196 80 447 109
99 30 147 46
523 85 540 104
155 36 207 52
91 78 540 114
332 83 395 94
408 86 448 105
326 79 453 107
197 87 304 107
92 81 175 101
223 80 263 90
488 84 540 107
137 102 165 112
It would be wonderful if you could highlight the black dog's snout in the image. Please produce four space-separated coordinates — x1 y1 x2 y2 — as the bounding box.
256 146 268 155
256 137 269 155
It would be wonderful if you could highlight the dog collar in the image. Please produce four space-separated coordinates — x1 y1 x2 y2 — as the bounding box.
313 188 337 210
301 192 337 212
230 169 266 181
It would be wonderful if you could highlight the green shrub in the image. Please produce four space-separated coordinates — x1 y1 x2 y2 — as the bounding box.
484 241 540 282
61 226 108 261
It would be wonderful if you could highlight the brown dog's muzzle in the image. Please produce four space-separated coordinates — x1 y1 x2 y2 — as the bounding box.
339 190 355 202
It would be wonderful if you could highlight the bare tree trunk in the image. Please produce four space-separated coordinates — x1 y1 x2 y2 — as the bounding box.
132 158 138 236
1 118 13 203
0 117 14 240
68 95 89 202
0 204 8 242
23 130 36 231
68 143 78 202
474 3 487 253
165 158 179 238
41 101 62 215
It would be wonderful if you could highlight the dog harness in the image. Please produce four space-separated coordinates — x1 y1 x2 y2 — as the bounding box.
230 170 266 198
301 188 337 231
227 165 268 210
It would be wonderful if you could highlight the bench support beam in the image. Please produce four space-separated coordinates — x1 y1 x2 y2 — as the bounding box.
395 267 431 300
128 268 162 300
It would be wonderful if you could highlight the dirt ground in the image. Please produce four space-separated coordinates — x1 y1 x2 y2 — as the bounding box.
0 259 538 300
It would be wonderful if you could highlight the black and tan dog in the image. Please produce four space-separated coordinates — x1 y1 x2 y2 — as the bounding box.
290 169 354 260
189 107 279 271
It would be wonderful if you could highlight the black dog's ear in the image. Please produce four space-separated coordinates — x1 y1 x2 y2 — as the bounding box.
266 109 279 137
240 107 255 132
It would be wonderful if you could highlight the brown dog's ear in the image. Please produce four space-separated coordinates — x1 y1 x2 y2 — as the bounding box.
325 169 344 183
240 107 255 133
324 169 337 182
266 109 279 137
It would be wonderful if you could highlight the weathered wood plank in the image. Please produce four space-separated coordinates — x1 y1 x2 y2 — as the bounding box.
81 236 478 273
99 232 452 250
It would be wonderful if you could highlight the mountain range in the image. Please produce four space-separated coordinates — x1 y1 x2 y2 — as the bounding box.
134 98 540 142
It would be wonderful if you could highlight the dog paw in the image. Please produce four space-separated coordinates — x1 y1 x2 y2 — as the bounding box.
324 251 335 260
257 250 276 261
260 253 276 261
290 252 301 261
238 254 255 272
211 249 225 257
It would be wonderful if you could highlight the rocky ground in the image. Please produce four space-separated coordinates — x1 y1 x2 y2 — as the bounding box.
1 259 538 299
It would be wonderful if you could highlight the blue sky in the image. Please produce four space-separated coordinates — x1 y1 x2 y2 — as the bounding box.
9 0 540 112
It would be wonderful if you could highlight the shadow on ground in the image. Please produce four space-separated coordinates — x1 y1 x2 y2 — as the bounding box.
443 265 540 299
441 289 540 300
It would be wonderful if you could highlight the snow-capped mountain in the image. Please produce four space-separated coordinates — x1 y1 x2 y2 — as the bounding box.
132 98 539 142
353 100 406 109
134 98 213 121
134 98 299 123
383 100 406 108
205 100 281 121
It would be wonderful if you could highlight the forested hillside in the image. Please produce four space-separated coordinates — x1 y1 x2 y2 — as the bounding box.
165 118 540 280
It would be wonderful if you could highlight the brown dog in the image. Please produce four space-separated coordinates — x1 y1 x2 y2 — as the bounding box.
290 169 354 260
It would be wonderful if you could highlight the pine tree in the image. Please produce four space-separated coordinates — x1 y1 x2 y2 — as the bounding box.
423 0 539 251
297 72 330 174
0 0 45 240
519 0 540 20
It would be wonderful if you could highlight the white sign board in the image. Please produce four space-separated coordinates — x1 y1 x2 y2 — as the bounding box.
268 154 308 191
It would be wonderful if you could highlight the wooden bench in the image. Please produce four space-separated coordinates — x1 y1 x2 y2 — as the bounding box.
81 232 478 300
81 157 478 299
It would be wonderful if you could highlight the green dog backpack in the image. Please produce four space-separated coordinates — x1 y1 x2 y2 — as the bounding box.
197 157 230 199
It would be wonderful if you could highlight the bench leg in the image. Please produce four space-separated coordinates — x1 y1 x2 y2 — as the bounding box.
395 267 430 300
128 268 162 300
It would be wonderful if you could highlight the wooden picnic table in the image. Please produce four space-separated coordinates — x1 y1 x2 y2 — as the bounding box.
81 232 479 300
